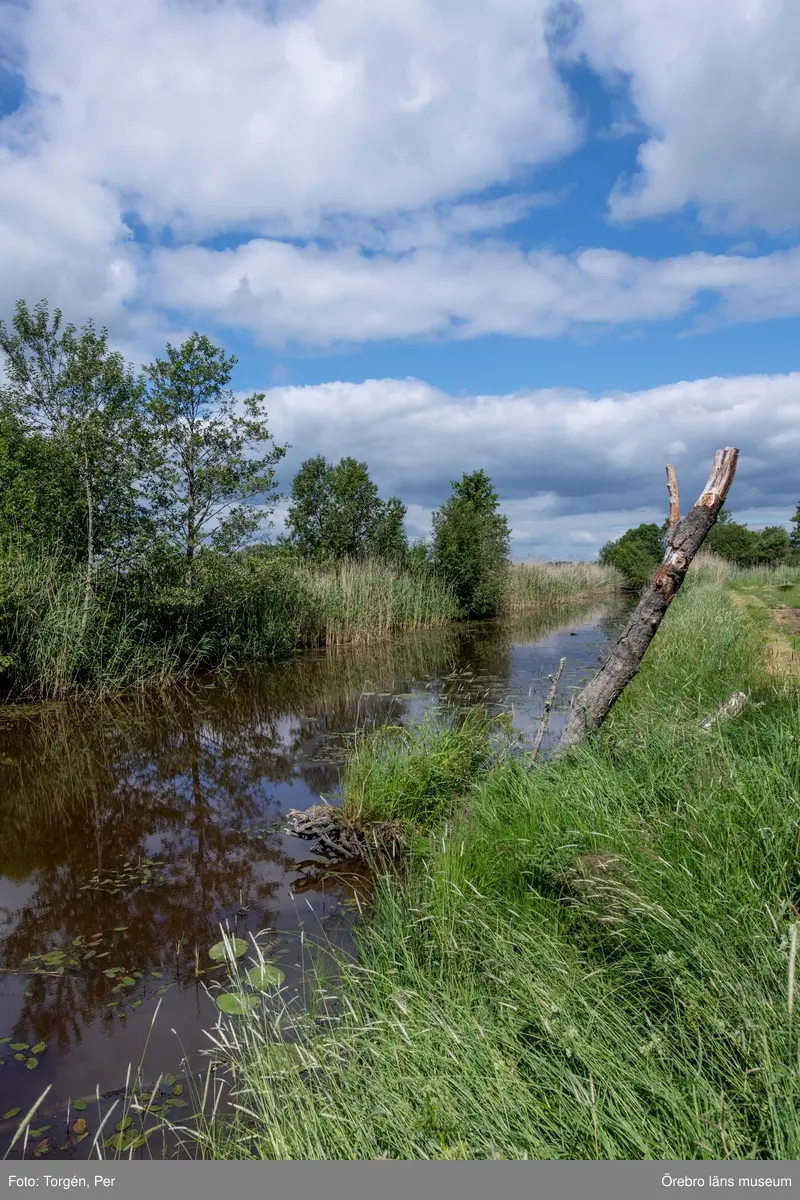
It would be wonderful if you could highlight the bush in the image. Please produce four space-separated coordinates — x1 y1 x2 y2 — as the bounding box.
599 538 658 590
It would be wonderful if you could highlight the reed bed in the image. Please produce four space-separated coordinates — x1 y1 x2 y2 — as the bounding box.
298 558 460 647
502 560 621 613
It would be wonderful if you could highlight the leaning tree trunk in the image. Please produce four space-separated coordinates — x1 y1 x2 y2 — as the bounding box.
558 447 739 753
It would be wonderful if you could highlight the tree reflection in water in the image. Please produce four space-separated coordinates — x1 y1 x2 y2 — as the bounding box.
0 600 626 1143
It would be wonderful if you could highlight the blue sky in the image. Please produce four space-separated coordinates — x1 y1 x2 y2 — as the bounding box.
0 0 797 557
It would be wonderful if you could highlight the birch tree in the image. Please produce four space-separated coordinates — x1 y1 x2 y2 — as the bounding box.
142 333 286 585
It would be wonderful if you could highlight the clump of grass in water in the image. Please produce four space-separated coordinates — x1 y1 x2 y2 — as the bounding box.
185 568 800 1159
340 709 501 830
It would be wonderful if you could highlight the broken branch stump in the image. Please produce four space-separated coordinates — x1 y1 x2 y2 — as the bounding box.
558 447 739 753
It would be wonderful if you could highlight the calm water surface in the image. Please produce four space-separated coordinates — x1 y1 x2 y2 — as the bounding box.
0 600 628 1157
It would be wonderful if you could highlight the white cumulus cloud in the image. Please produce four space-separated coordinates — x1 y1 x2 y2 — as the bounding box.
572 0 800 231
260 370 800 558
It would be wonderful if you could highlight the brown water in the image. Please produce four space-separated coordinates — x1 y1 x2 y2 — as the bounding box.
0 600 628 1158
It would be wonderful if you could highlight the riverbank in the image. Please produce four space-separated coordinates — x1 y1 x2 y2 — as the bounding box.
198 560 800 1159
0 548 620 701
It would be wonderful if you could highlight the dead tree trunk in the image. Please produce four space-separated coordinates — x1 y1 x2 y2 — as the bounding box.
558 447 739 753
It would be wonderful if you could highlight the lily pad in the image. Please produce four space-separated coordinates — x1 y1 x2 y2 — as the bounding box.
33 1138 50 1157
209 938 248 962
120 977 136 987
73 1099 87 1111
150 971 164 979
246 963 285 991
31 1041 47 1055
215 992 257 1015
0 1037 10 1044
26 1056 39 1070
115 1116 132 1133
72 1118 87 1137
10 1042 28 1051
14 1053 25 1062
172 1083 183 1097
3 1107 21 1119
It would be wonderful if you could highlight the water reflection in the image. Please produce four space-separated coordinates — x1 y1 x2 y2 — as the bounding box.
0 600 628 1153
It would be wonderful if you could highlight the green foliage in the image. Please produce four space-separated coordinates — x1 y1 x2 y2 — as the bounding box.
791 502 800 550
754 525 793 565
598 539 657 590
431 470 510 617
0 414 83 556
285 455 406 563
372 496 409 563
341 710 497 828
704 520 759 565
706 519 793 567
599 522 664 590
142 332 286 583
0 298 146 586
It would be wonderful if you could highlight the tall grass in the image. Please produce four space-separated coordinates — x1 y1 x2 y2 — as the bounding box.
298 557 460 646
340 709 498 828
503 560 621 613
0 547 185 699
0 547 462 700
192 570 800 1159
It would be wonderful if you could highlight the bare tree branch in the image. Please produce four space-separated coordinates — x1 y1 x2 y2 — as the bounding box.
530 656 566 763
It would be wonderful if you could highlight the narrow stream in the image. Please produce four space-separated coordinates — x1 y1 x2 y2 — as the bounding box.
0 599 629 1157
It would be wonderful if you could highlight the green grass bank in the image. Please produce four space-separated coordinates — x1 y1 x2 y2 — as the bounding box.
196 560 800 1159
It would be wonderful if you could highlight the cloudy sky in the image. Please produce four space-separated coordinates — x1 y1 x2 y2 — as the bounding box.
1 0 798 558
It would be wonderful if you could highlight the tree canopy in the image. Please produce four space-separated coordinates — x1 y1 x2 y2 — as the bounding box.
285 455 408 563
431 469 510 617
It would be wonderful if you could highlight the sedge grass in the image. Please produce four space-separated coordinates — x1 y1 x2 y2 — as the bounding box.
187 569 800 1159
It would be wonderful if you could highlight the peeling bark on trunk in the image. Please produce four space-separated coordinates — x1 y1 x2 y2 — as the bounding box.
666 464 680 537
558 447 739 753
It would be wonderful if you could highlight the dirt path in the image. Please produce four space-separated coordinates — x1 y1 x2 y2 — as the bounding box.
730 591 800 679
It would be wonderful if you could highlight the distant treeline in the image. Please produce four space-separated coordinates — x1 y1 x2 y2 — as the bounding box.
600 508 800 589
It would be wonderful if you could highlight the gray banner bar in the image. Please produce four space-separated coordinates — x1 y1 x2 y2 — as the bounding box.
2 1162 797 1200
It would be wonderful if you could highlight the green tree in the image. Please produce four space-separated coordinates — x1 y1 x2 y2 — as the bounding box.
790 502 800 550
599 522 664 589
753 525 792 566
142 333 287 585
599 539 657 590
704 520 759 565
372 496 409 563
285 456 401 561
431 470 510 618
0 299 145 623
0 413 83 555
